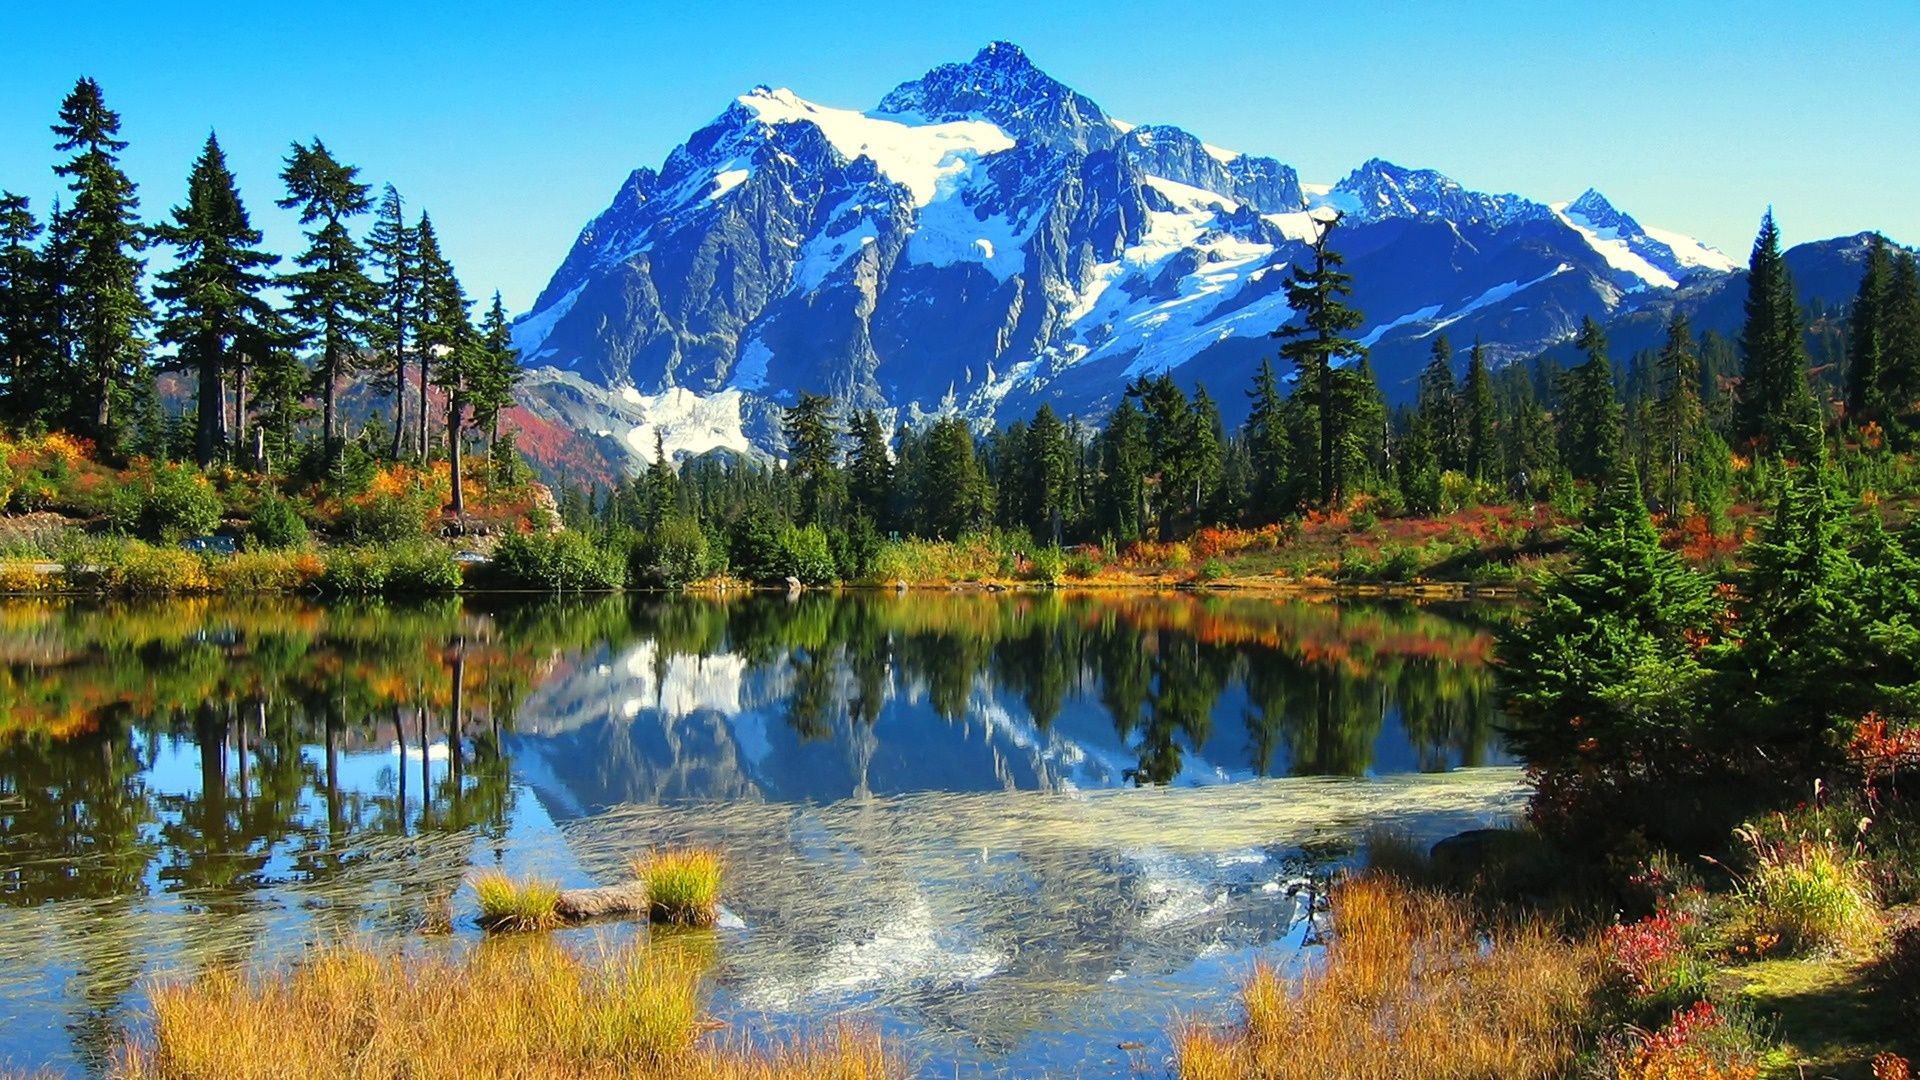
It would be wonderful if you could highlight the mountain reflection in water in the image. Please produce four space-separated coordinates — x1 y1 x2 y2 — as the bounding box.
0 592 1521 1076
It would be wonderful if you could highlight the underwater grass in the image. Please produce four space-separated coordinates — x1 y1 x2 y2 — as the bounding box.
112 939 894 1079
1176 874 1599 1080
471 871 564 933
635 849 725 928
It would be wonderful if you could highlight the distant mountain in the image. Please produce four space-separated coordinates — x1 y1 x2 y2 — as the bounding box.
506 42 1859 471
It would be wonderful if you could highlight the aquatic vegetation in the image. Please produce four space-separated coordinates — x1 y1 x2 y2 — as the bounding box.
635 848 725 927
112 940 894 1079
1176 875 1597 1079
470 871 563 933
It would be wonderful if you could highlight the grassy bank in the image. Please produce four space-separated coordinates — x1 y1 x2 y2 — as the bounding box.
108 939 892 1080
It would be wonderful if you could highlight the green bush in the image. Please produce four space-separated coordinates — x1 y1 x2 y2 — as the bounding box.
109 462 222 542
635 517 712 587
322 543 461 595
1064 549 1101 579
780 524 836 585
727 512 785 582
829 517 883 582
246 494 311 551
337 490 434 543
1026 545 1066 584
1196 557 1229 582
491 530 624 591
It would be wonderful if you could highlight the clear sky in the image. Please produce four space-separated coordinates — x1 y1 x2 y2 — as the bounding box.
2 0 1914 315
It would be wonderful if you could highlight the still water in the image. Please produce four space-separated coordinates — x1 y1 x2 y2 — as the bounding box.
0 591 1524 1075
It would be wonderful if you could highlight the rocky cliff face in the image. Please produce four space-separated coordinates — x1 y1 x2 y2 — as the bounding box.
512 42 1753 469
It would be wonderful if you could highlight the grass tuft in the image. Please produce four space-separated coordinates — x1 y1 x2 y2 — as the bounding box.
1734 821 1881 956
470 871 563 933
634 848 725 928
1177 874 1598 1080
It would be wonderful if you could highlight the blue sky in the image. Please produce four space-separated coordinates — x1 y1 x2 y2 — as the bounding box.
2 0 1914 314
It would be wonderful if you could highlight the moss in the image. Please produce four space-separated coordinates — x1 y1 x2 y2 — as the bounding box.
1722 957 1913 1078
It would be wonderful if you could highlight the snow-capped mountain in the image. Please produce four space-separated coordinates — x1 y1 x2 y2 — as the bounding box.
512 42 1743 467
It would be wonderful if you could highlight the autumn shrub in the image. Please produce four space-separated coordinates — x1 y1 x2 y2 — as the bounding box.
1601 1000 1763 1080
0 558 55 593
206 550 324 593
1872 916 1920 1023
97 542 210 594
1025 545 1065 584
1063 549 1101 579
321 543 460 596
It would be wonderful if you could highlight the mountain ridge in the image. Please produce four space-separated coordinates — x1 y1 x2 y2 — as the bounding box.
505 42 1858 473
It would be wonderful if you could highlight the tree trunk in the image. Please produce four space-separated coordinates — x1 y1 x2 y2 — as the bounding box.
321 344 339 470
448 398 465 515
196 351 224 468
391 352 409 461
232 361 248 466
417 353 431 462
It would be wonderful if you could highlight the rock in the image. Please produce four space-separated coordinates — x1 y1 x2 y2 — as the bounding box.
784 575 803 593
1428 828 1552 888
554 882 649 921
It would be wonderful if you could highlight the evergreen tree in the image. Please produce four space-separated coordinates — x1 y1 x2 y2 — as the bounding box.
365 184 418 459
468 292 521 450
918 416 989 538
152 133 279 466
419 235 477 513
411 212 455 457
846 409 894 530
277 138 375 469
0 193 50 422
1099 399 1150 542
1417 336 1461 471
1653 311 1704 511
1734 210 1821 458
1559 317 1622 482
1725 462 1868 748
1883 250 1920 419
783 392 843 527
642 432 677 530
51 77 150 445
1024 403 1072 544
1396 404 1441 513
1243 358 1290 519
1496 466 1717 801
1190 387 1227 522
1460 340 1495 484
1274 214 1367 507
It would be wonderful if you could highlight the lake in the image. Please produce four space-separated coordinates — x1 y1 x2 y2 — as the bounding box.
0 591 1525 1075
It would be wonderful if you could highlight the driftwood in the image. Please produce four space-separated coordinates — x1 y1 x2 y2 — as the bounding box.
554 881 649 921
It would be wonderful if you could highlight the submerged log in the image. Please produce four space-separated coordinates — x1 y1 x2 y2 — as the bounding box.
553 881 648 921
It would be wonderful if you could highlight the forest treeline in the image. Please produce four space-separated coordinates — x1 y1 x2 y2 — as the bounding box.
4 77 1919 591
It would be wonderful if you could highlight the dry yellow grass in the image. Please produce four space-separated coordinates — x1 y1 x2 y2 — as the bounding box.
634 848 725 928
113 940 893 1080
1177 874 1600 1080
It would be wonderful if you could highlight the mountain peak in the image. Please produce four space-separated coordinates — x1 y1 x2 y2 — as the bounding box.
876 42 1116 154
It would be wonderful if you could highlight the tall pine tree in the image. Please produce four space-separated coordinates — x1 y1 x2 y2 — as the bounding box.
153 133 280 466
365 184 418 459
51 77 150 445
277 139 375 469
1274 213 1366 508
1653 311 1704 511
0 193 50 423
1734 210 1820 459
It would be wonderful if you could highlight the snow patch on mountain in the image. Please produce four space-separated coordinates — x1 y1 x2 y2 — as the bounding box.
511 280 586 364
741 86 1013 206
618 386 751 460
1644 224 1741 273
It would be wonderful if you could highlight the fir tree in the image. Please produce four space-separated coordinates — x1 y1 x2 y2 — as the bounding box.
51 77 150 444
365 184 418 459
0 193 50 423
1653 311 1704 511
846 409 894 530
1559 317 1622 482
1734 210 1821 459
1496 465 1717 791
1460 340 1495 484
1099 399 1150 542
419 233 477 513
782 392 843 527
411 212 456 457
1274 214 1366 507
918 416 990 539
642 432 677 530
277 138 375 469
1024 403 1072 544
1243 358 1290 519
1417 336 1461 471
1883 249 1920 418
153 133 280 466
468 292 521 451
